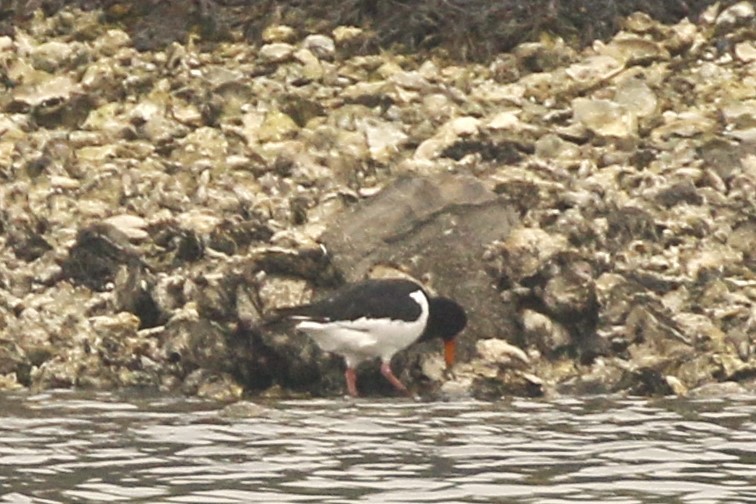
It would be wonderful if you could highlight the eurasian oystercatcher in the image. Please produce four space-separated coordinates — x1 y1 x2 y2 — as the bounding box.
273 278 467 397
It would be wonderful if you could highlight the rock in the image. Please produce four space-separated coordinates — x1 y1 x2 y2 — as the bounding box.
0 339 29 389
61 222 150 291
2 4 754 400
302 34 335 60
534 133 581 160
182 368 244 401
258 43 296 63
360 118 408 164
715 1 755 27
89 312 140 341
614 75 657 119
237 318 325 395
0 373 23 391
688 381 748 398
414 116 481 160
476 338 530 367
9 74 78 112
449 116 481 136
565 55 622 83
257 110 299 143
220 400 272 418
321 174 518 371
600 34 669 65
93 29 132 56
623 12 656 33
555 359 622 395
160 305 231 373
542 260 596 317
651 110 717 144
257 276 310 312
262 25 296 43
485 227 569 284
103 214 149 241
293 48 324 81
113 263 162 328
332 26 363 44
30 41 75 72
734 41 756 62
521 309 572 355
487 110 523 130
664 19 700 55
572 97 637 140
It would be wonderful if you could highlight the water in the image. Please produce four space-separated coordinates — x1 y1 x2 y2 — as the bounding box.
1 391 754 504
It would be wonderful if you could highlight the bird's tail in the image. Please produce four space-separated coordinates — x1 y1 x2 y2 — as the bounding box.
258 305 313 329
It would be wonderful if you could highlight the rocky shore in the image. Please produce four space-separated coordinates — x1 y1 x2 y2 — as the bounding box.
0 1 754 399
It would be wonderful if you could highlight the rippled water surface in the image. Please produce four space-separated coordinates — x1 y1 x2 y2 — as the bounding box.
1 391 755 503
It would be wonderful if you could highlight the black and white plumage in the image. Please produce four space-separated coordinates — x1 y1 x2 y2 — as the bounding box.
272 278 467 397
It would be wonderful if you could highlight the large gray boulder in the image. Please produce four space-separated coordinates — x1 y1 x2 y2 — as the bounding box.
312 173 518 393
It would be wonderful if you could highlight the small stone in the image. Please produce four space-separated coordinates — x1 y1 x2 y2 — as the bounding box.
699 3 720 25
258 276 310 311
332 26 363 44
294 48 324 81
220 401 271 418
476 338 530 366
257 110 299 143
535 133 580 160
566 55 621 83
259 43 295 63
615 76 657 118
623 11 655 33
665 375 688 396
302 34 335 60
494 227 570 282
716 1 755 27
602 35 668 64
361 119 408 164
688 381 747 397
11 75 77 109
262 24 296 43
103 214 149 241
196 372 244 402
572 97 637 139
389 70 430 91
49 176 81 190
734 42 756 62
521 310 572 354
449 116 480 136
30 41 73 72
93 29 132 56
665 19 699 54
89 312 140 339
487 111 521 130
651 110 716 142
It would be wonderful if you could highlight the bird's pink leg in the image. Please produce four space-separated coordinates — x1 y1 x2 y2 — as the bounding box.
380 361 411 396
344 367 358 397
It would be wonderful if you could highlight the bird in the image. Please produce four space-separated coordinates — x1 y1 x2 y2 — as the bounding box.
270 277 467 397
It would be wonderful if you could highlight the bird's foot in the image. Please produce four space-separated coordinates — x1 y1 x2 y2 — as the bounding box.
380 361 413 398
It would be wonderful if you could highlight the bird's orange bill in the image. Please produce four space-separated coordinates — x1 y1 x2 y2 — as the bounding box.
444 339 456 368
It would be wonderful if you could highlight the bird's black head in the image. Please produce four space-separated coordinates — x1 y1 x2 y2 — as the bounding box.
426 297 467 340
423 297 467 368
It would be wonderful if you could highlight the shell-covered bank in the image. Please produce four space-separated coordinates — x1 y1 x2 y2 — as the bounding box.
0 1 754 399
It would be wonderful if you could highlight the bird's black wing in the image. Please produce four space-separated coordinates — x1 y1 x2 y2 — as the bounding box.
276 278 426 323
